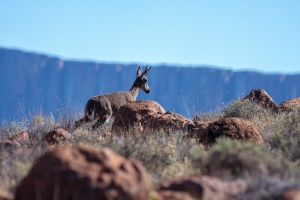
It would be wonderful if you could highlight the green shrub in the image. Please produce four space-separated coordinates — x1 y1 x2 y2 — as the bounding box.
0 144 47 190
222 99 272 120
200 138 296 179
266 111 300 162
100 131 199 180
189 144 206 170
26 113 57 142
68 129 200 180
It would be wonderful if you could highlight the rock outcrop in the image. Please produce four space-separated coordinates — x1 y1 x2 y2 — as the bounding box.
243 89 277 111
15 146 149 200
112 100 165 134
112 100 194 135
112 101 263 146
203 117 263 145
112 100 195 135
243 89 300 114
277 97 300 113
145 111 194 132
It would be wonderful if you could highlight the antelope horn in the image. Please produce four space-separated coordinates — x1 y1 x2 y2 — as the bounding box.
142 65 151 77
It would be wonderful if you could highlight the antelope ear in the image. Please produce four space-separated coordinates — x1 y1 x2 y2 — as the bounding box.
137 66 142 77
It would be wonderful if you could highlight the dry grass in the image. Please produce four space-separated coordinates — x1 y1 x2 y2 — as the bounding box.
0 98 299 198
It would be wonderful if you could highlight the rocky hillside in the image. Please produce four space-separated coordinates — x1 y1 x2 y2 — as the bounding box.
1 47 299 121
1 89 300 199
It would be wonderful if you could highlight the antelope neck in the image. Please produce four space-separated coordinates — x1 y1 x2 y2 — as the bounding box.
129 86 140 100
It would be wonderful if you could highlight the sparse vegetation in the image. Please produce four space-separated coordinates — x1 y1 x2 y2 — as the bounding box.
0 98 299 198
222 98 272 121
265 111 300 162
201 138 296 179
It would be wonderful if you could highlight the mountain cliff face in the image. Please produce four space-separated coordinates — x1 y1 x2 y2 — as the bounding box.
0 47 299 121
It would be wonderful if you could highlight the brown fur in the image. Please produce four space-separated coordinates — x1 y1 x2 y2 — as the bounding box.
75 66 151 130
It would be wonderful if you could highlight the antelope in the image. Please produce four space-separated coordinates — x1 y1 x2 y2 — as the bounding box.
75 66 151 130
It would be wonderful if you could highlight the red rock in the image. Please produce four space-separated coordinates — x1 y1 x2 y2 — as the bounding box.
243 89 277 110
15 146 149 200
112 100 166 134
112 100 196 135
277 97 300 113
204 117 263 145
145 111 194 132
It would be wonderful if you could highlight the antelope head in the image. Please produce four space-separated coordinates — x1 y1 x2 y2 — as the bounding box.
136 65 151 93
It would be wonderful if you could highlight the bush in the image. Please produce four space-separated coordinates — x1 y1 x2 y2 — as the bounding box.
0 151 33 188
222 99 272 121
199 138 296 179
69 129 200 180
266 111 300 162
100 131 199 180
26 114 57 141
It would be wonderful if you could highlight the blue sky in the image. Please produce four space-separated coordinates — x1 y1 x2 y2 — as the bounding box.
1 1 300 73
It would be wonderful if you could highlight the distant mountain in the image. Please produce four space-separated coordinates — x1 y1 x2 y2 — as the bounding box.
0 47 299 121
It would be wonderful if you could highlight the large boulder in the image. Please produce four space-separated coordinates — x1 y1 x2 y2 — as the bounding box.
145 111 194 132
112 100 165 134
276 97 300 113
156 174 247 200
203 117 263 145
112 100 166 134
243 89 277 110
112 100 196 135
15 146 149 200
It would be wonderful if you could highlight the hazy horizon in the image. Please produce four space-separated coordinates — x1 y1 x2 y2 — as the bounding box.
1 1 300 73
3 46 299 75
